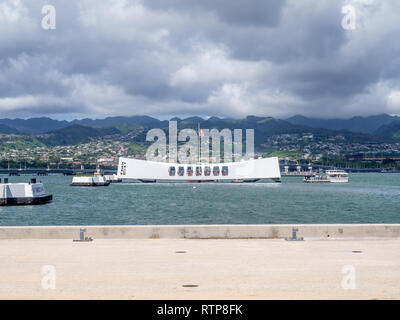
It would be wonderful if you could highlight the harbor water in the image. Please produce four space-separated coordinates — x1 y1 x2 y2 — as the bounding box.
0 173 399 226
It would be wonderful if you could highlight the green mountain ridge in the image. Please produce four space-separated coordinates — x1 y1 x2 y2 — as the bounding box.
0 123 20 134
34 116 389 147
1 115 397 147
374 120 400 140
1 113 400 137
0 117 69 134
37 124 121 146
286 114 399 134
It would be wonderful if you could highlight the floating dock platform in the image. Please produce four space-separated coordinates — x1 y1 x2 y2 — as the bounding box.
0 178 52 206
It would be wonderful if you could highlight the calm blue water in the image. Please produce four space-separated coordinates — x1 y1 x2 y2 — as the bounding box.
0 174 399 225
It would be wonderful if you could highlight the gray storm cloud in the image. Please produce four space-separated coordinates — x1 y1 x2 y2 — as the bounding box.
0 0 399 119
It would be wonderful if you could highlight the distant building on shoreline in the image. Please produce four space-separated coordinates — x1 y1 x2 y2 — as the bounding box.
347 153 400 162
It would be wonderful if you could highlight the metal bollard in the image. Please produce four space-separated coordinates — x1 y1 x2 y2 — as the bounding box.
285 228 304 241
73 228 93 242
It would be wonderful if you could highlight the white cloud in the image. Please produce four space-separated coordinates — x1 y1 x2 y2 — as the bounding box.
170 47 263 86
0 0 27 23
387 91 400 112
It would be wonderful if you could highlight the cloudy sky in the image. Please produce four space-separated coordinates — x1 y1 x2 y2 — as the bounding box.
0 0 400 120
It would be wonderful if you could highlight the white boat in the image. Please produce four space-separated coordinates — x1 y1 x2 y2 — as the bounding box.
0 178 53 206
325 170 349 183
304 170 349 183
116 157 281 183
71 175 110 186
71 166 110 186
104 174 122 183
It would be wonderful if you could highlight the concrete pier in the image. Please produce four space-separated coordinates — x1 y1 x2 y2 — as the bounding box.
0 225 399 299
1 224 400 240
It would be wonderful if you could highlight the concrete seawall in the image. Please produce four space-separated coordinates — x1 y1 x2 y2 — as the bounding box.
1 224 400 240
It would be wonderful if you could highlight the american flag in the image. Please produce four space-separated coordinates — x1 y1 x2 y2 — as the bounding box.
199 129 204 137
